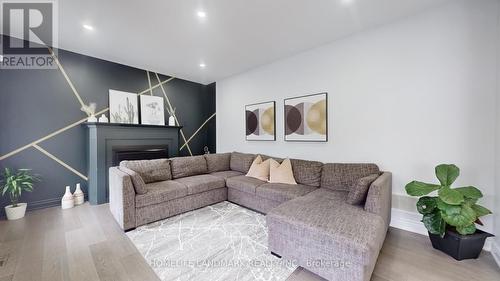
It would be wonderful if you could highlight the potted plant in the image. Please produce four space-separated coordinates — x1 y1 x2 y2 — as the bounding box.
405 164 493 260
1 168 40 220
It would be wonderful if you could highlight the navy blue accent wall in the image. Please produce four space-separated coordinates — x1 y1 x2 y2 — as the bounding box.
0 35 216 215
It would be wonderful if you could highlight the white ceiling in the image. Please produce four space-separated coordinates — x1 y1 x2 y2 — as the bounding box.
53 0 453 84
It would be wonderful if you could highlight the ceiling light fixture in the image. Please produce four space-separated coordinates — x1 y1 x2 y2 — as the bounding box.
341 0 354 5
83 24 94 31
197 11 207 18
199 63 206 68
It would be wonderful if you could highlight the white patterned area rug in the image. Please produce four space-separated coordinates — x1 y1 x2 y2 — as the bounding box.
127 201 297 281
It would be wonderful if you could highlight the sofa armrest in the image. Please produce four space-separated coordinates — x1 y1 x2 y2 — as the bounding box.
109 167 136 230
364 172 392 230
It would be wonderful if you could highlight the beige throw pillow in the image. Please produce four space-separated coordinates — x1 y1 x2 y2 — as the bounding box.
269 158 297 185
246 155 270 181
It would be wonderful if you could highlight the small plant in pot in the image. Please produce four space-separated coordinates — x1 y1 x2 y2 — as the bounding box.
405 164 493 260
1 168 40 220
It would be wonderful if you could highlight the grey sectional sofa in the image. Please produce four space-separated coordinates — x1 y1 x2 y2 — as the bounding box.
109 151 391 281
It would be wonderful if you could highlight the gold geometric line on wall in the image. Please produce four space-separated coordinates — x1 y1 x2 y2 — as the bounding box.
33 144 88 181
138 77 175 95
153 72 193 156
146 70 153 96
0 77 176 162
48 47 87 111
180 112 216 151
0 107 110 162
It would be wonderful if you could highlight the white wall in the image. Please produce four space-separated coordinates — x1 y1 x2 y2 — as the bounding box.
216 0 499 234
494 0 500 264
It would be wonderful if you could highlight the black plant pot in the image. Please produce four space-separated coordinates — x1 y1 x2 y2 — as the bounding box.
428 229 494 261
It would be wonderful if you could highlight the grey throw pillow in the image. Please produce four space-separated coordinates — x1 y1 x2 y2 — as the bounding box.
346 174 380 205
119 166 148 195
120 158 172 183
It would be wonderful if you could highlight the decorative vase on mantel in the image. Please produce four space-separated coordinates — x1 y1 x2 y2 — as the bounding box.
81 102 98 123
73 183 84 205
168 115 175 126
87 115 98 122
167 107 176 126
98 114 108 123
61 186 74 209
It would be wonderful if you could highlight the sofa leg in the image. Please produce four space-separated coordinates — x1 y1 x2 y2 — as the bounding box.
271 252 282 258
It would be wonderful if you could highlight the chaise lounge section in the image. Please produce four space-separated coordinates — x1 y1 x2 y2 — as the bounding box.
109 151 391 281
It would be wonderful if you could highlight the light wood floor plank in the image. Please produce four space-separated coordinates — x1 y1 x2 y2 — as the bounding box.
65 228 100 281
89 241 131 281
11 211 46 281
0 203 498 281
120 253 160 281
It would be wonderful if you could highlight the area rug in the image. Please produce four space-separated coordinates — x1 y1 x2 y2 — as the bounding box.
126 201 297 281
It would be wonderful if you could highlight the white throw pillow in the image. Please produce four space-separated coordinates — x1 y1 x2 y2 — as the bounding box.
269 158 297 185
246 155 270 181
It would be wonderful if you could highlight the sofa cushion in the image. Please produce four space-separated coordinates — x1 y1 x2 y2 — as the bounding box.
226 175 266 194
347 174 380 205
290 159 323 187
210 170 244 180
170 155 208 179
267 188 386 266
204 153 231 173
261 154 284 163
135 180 187 208
173 174 225 195
118 166 148 194
230 152 255 173
321 163 380 191
120 158 171 183
256 183 316 203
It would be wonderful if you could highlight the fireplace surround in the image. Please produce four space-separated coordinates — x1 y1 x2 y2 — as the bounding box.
84 122 181 204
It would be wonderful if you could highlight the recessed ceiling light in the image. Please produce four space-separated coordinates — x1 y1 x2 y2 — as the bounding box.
341 0 354 5
83 24 94 31
197 11 206 18
199 63 206 68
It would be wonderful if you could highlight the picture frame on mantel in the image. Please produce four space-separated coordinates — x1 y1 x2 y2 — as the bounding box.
109 89 139 124
284 92 328 142
140 95 165 125
245 101 276 141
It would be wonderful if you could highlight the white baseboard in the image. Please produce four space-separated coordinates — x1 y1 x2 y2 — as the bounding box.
390 208 427 236
492 241 500 268
390 208 493 252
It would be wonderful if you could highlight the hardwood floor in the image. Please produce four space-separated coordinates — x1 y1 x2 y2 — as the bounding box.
0 203 498 281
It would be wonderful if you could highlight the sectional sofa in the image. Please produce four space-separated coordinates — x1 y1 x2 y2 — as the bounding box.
109 151 392 281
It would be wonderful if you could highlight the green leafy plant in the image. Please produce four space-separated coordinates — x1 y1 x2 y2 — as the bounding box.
405 164 492 237
1 168 40 207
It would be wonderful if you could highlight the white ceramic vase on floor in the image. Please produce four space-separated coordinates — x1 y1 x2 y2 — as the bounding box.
74 183 84 205
61 186 74 209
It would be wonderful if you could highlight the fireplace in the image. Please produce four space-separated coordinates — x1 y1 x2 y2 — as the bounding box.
113 145 169 166
84 122 181 204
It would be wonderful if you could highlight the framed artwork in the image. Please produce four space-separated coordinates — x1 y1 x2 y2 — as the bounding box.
140 95 165 125
109 89 139 124
284 92 328 142
245 101 276 141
